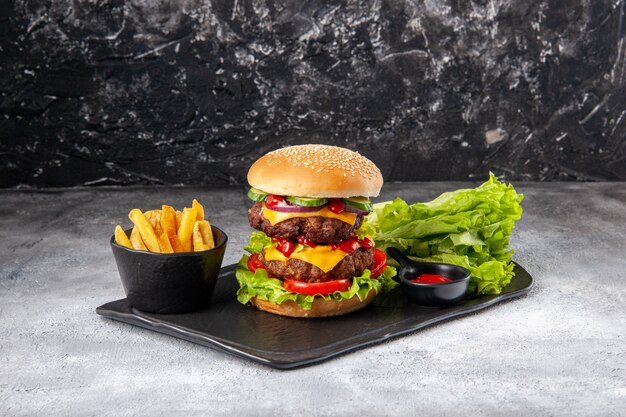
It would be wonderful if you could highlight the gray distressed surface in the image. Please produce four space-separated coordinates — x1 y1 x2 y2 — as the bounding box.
0 182 625 416
2 0 626 187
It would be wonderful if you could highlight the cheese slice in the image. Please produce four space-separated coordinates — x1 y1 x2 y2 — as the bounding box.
263 245 348 273
262 204 358 226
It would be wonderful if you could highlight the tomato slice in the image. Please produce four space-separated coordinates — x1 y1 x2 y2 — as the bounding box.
247 253 265 273
283 278 352 295
370 249 387 278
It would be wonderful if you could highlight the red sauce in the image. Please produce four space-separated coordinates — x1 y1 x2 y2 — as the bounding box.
273 236 296 257
410 274 452 284
327 199 346 214
329 236 372 254
297 235 317 248
360 236 374 249
265 195 285 208
279 235 374 255
330 238 358 253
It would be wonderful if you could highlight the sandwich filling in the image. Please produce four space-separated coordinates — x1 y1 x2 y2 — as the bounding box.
261 204 358 226
236 190 397 310
235 232 397 310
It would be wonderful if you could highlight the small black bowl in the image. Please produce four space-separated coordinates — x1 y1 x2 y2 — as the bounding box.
386 247 470 307
111 226 228 314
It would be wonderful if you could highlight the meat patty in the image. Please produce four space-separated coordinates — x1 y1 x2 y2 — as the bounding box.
260 247 374 282
248 202 363 244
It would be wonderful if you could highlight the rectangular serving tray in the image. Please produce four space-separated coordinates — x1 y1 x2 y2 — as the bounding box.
96 263 533 369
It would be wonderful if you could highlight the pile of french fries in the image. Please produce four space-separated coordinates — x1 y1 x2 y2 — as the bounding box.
114 199 215 253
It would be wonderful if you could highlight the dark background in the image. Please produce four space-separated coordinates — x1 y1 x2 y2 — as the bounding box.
1 0 624 188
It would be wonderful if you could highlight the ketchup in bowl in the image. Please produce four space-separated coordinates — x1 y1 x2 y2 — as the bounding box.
386 247 470 307
410 274 452 284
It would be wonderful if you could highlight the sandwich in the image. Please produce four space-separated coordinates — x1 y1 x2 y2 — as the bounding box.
235 144 397 318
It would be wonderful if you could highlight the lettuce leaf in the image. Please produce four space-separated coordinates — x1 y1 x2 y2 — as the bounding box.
244 231 273 253
360 173 523 295
235 232 398 310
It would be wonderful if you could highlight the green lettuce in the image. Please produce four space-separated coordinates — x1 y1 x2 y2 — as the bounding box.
360 174 523 295
235 232 397 310
243 231 273 253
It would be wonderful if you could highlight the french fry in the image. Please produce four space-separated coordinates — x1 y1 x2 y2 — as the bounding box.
198 220 215 249
192 199 205 221
158 232 174 253
114 225 133 249
162 205 175 220
154 222 164 237
117 200 213 253
168 234 184 253
177 207 197 252
160 208 177 237
130 226 147 250
192 222 209 251
175 210 183 232
147 210 164 236
128 209 160 252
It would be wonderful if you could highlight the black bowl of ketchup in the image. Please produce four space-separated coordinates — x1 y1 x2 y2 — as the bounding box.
386 247 471 307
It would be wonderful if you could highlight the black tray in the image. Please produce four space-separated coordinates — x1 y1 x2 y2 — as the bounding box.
97 262 533 369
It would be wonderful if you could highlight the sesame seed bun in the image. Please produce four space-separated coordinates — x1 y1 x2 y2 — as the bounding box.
247 144 383 198
249 288 377 318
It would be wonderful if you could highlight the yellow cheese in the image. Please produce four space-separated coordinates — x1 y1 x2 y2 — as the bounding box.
264 245 348 273
262 204 357 226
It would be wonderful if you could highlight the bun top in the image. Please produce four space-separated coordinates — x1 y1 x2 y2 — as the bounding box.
247 144 383 198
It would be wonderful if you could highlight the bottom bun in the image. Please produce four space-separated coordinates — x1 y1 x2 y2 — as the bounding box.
249 289 378 318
